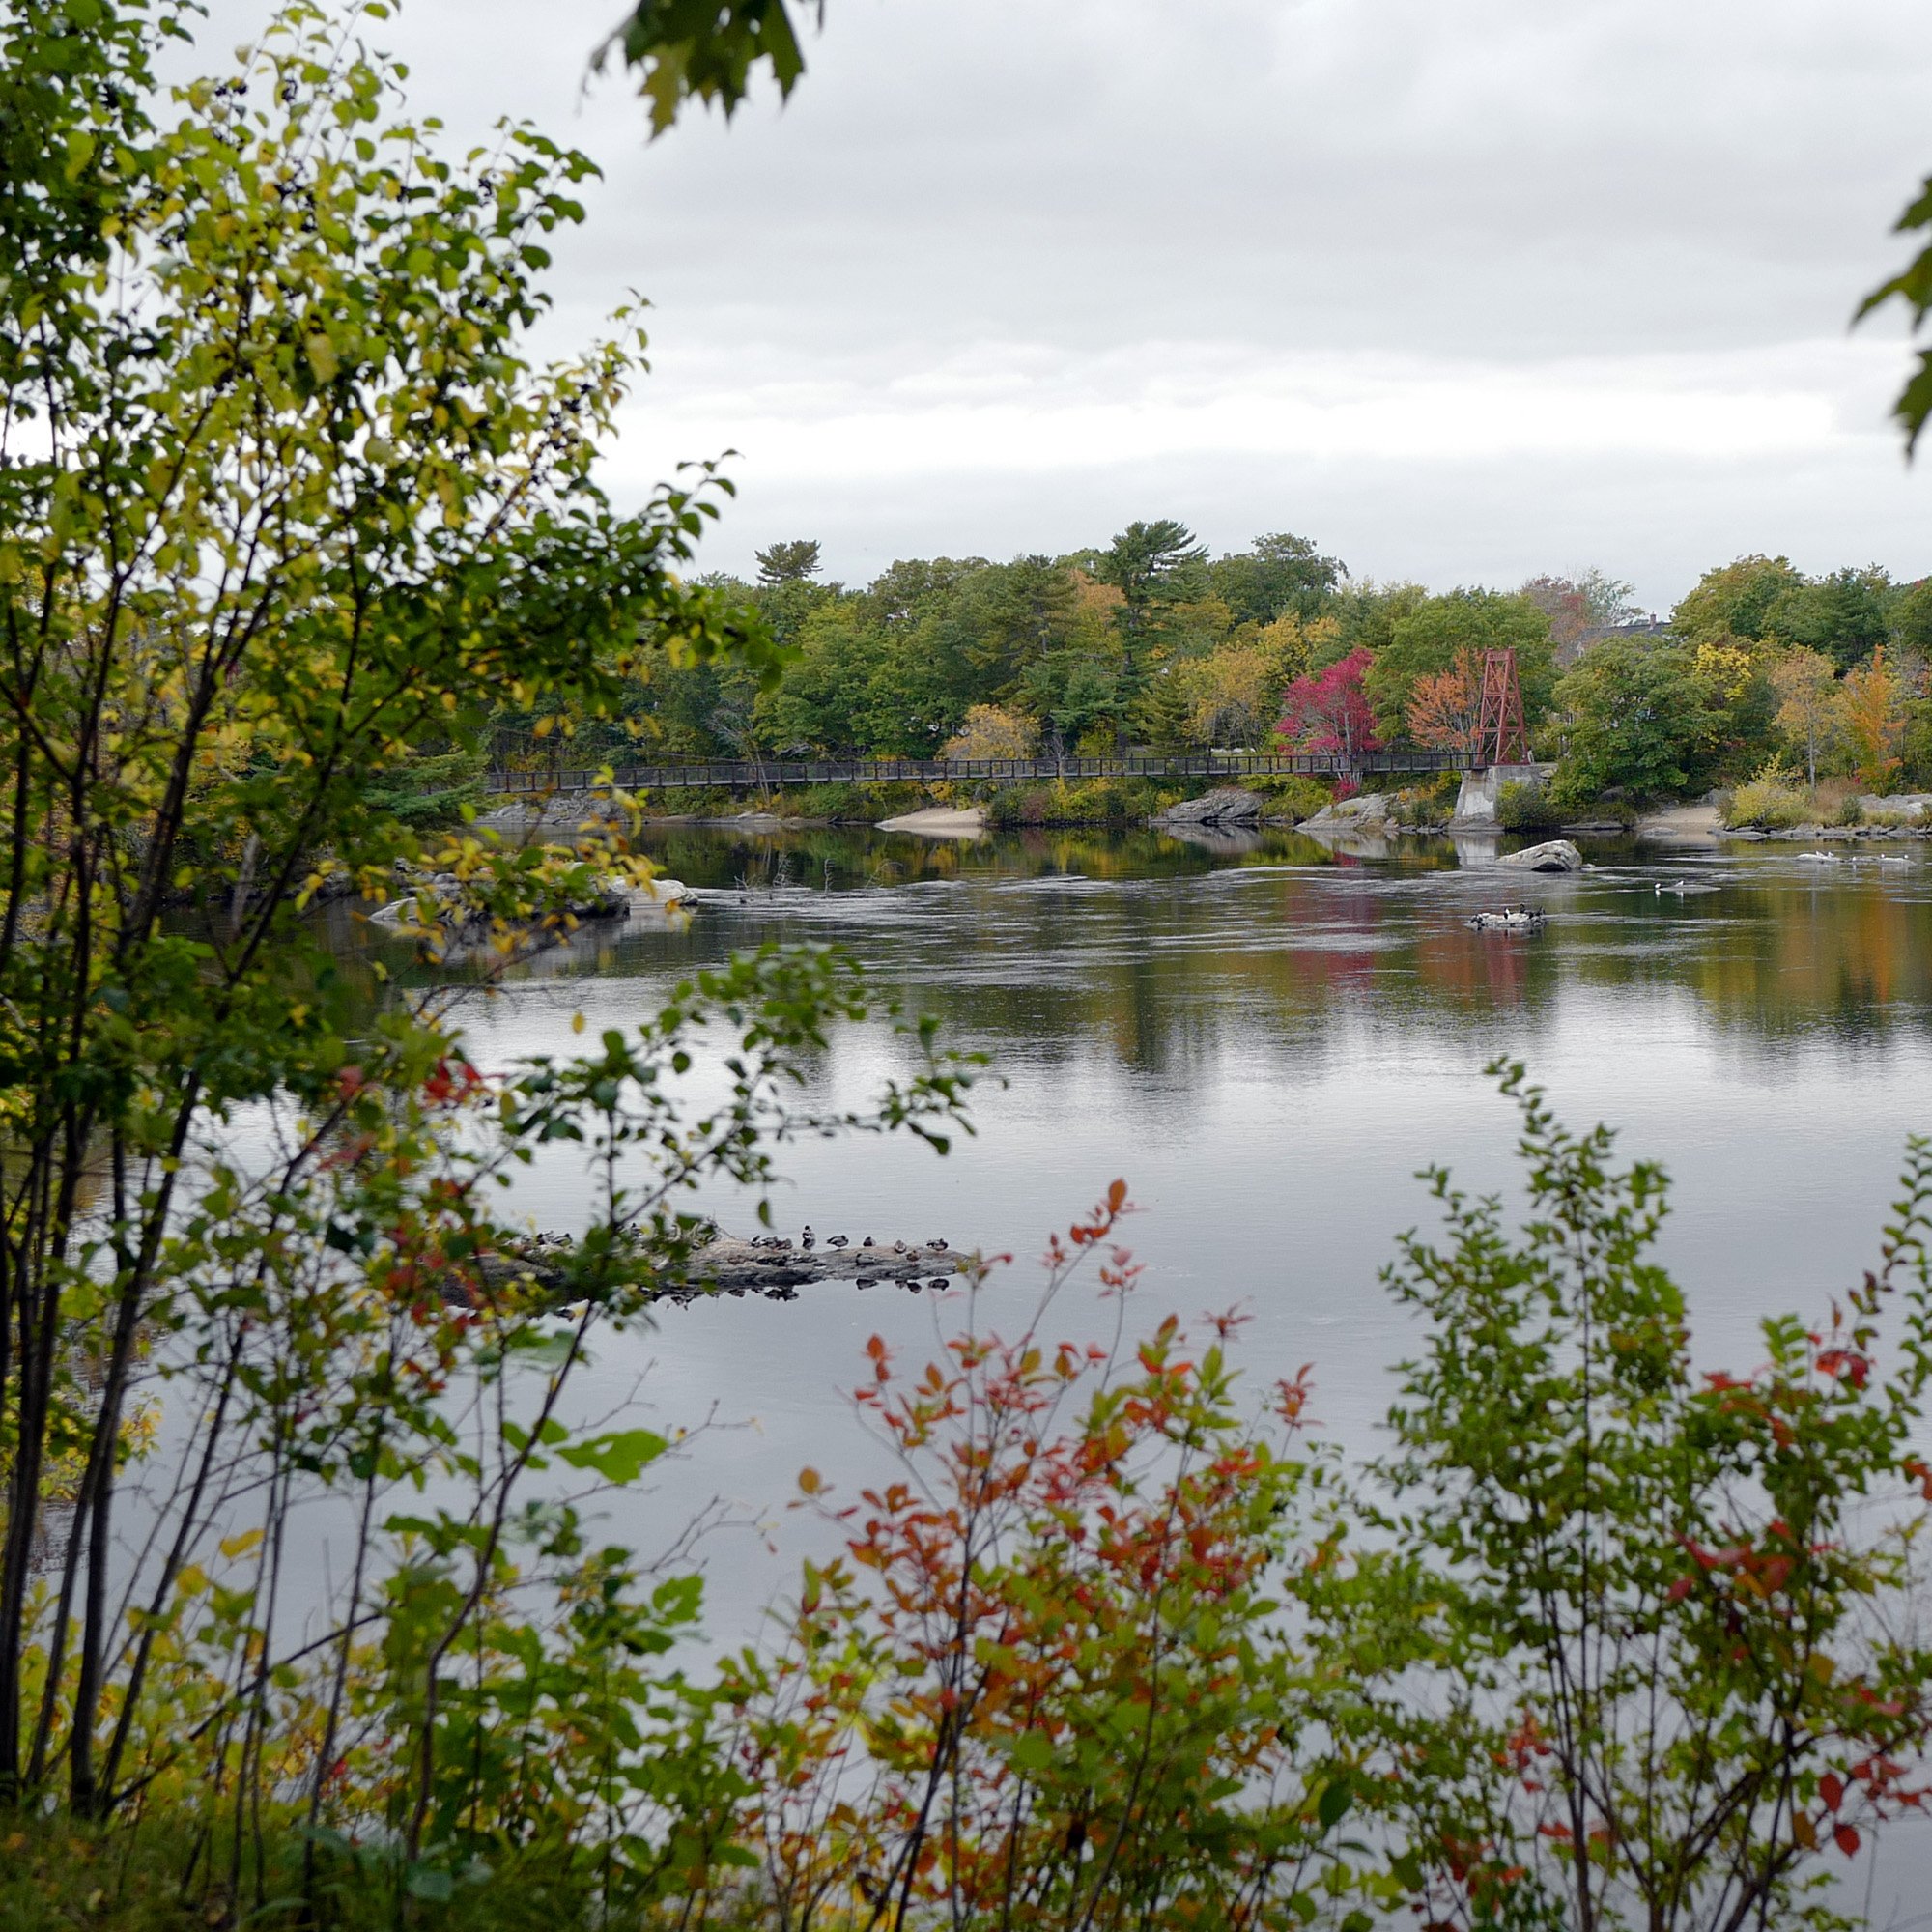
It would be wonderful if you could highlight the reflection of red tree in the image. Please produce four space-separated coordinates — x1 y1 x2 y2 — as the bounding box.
1414 925 1529 1007
1406 653 1484 753
1277 648 1380 761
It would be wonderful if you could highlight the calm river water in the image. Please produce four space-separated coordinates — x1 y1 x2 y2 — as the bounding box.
331 820 1932 1918
367 824 1932 1602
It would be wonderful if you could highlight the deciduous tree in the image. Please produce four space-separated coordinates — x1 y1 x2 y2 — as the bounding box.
0 0 806 1819
1278 647 1380 762
1837 644 1907 792
1770 647 1840 786
1405 655 1484 753
1365 590 1555 744
1552 640 1722 803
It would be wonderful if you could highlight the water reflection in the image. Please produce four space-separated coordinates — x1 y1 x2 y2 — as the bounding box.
344 826 1932 1068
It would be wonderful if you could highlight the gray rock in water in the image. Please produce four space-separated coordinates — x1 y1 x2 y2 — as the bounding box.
1495 838 1583 873
1156 787 1264 827
1297 792 1399 832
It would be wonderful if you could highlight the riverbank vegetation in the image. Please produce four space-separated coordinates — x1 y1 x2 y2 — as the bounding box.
13 1069 1932 1932
503 529 1932 826
10 6 1932 1931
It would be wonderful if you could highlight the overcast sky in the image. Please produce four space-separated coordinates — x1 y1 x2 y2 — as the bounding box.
202 0 1932 607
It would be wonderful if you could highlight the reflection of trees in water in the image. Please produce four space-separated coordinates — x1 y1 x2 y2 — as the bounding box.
344 833 1932 1086
1563 879 1932 1050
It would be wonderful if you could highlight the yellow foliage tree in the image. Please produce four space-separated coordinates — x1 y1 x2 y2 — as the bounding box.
942 703 1039 761
1768 647 1839 786
1692 638 1758 703
1167 644 1276 747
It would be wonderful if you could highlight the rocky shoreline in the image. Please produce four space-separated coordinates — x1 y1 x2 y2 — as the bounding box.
368 870 694 961
468 1228 966 1308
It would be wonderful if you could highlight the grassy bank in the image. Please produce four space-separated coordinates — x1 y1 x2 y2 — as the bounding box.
499 774 1347 830
1720 773 1930 832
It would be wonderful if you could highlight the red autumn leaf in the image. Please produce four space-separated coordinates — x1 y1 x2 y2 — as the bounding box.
1834 1822 1861 1857
1821 1773 1845 1812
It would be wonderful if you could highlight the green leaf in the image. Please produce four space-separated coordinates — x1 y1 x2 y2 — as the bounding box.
1317 1777 1352 1829
557 1427 669 1485
404 1865 454 1902
600 0 815 135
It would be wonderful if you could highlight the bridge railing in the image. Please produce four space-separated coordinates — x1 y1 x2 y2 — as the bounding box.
485 750 1481 795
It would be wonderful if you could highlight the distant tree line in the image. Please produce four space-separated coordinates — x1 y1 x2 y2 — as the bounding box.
532 534 1932 804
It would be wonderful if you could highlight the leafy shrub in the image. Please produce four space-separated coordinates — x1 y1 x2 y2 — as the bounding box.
730 1184 1378 1932
1837 791 1865 826
1495 776 1562 831
1323 1065 1932 1932
1249 773 1334 821
985 779 1155 826
785 781 942 820
1723 766 1814 829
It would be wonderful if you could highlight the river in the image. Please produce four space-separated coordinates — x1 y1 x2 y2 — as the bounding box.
307 822 1932 1917
353 823 1932 1612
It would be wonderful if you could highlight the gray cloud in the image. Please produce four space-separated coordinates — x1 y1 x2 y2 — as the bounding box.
189 0 1932 602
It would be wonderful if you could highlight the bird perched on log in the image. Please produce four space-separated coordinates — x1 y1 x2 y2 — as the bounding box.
827 1234 849 1249
927 1236 949 1252
861 1235 874 1247
801 1225 815 1250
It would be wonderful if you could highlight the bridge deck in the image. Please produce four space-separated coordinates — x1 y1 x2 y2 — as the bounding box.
487 751 1478 795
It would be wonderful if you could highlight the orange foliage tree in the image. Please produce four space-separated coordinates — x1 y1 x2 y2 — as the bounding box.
1405 653 1484 753
1836 646 1906 791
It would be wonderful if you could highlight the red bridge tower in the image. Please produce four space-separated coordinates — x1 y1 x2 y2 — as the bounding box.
1475 648 1530 766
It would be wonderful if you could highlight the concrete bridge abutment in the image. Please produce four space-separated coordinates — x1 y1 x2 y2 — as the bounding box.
1451 762 1557 827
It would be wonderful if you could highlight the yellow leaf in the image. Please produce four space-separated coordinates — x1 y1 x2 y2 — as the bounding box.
571 1011 585 1035
175 1564 209 1597
1807 1652 1836 1684
798 1466 823 1495
304 332 338 383
220 1528 264 1560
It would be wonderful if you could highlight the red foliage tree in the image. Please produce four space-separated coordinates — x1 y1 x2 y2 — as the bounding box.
1277 646 1381 760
